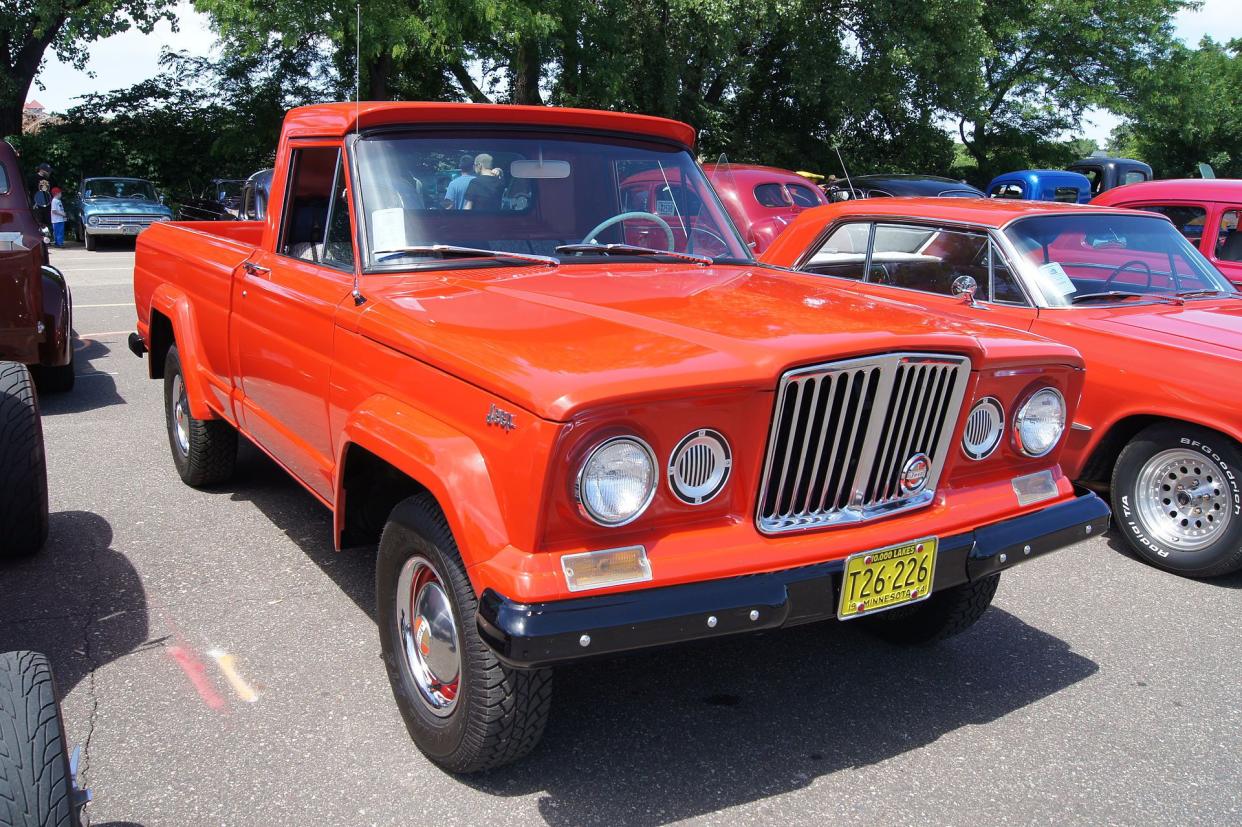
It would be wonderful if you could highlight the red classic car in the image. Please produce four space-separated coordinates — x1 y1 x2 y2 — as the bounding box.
705 163 827 252
763 198 1242 578
1092 179 1242 289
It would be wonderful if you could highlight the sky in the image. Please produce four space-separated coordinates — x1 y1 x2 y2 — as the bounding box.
26 0 1242 144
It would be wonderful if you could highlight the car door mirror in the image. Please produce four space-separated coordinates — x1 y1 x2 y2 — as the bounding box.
952 274 979 305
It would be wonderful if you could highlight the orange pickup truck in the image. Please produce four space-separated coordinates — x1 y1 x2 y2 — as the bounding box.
129 102 1108 772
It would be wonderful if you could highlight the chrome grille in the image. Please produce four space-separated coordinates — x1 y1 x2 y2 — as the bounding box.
97 214 161 226
756 353 971 534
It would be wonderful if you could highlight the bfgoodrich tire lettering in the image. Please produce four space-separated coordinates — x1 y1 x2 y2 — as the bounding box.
163 345 237 487
1112 423 1242 578
376 494 552 773
0 362 49 558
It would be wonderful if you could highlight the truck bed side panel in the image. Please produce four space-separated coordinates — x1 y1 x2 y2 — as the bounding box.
134 223 256 416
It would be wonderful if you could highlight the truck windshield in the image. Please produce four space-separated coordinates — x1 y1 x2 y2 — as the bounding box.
1004 214 1237 306
84 179 158 201
353 131 751 270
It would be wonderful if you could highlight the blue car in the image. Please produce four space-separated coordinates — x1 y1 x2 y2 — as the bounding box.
76 176 174 251
986 170 1092 204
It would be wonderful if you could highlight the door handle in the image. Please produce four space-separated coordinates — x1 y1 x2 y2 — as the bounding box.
243 262 271 278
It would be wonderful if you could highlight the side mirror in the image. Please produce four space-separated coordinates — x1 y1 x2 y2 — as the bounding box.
159 194 166 205
951 274 979 306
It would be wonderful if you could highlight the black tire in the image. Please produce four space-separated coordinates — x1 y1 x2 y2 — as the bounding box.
859 575 1000 645
0 363 49 558
377 494 553 773
30 353 74 396
0 652 83 827
163 345 236 487
82 233 94 252
1111 423 1242 578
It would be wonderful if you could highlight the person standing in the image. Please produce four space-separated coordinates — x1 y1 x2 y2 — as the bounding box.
32 179 51 230
443 155 475 209
49 187 66 248
464 153 504 211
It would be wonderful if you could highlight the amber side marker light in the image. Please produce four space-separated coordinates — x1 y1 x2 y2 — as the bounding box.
561 546 652 592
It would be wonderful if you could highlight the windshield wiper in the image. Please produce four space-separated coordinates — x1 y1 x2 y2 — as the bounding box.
1070 291 1182 305
555 243 712 266
374 245 557 267
1176 288 1241 299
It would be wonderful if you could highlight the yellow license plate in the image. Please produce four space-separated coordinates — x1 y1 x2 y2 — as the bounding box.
837 537 937 620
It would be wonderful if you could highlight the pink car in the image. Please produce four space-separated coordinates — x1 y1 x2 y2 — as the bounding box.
706 164 827 252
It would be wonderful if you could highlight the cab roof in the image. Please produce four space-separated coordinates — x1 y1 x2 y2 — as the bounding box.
282 102 697 149
1092 178 1242 203
802 196 1138 229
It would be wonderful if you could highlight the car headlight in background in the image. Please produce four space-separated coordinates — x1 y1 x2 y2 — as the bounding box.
1014 388 1066 457
577 436 657 526
157 215 172 222
87 215 99 226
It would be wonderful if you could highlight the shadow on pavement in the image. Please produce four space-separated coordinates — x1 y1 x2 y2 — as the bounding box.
219 447 1101 824
0 511 151 696
40 336 125 416
466 608 1098 825
1104 532 1242 588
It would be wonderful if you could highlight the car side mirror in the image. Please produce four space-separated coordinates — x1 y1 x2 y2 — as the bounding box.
159 195 166 205
952 274 979 306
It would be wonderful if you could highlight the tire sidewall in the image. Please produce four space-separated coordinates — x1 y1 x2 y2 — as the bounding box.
163 346 192 480
376 513 475 763
1113 425 1242 576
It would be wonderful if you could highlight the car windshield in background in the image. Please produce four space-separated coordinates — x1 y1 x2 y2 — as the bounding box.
1004 214 1237 306
0 165 8 195
353 131 751 270
84 178 157 201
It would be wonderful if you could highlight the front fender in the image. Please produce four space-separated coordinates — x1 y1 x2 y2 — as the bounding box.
148 283 216 420
38 265 72 368
337 395 510 573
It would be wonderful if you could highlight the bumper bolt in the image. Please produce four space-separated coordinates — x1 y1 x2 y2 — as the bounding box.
707 615 718 628
579 635 591 648
749 610 759 621
999 553 1008 564
1023 544 1032 556
1085 524 1093 534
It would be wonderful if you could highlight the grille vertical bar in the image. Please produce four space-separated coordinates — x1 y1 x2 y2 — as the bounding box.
756 353 971 534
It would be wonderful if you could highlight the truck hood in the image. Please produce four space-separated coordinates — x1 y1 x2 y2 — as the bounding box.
82 198 171 216
1092 302 1242 357
357 263 1082 421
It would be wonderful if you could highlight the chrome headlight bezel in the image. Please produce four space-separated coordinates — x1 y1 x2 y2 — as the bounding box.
575 435 658 527
1013 387 1066 458
87 215 100 226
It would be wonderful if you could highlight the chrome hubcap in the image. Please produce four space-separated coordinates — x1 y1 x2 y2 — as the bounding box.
1135 449 1233 552
171 374 190 456
395 556 460 717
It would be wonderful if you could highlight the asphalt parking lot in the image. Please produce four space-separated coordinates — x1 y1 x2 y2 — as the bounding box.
1 239 1240 825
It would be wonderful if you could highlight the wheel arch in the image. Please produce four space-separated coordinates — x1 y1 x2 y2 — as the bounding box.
335 397 511 576
147 285 213 419
1079 413 1241 489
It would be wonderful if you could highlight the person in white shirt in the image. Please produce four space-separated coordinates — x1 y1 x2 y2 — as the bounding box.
49 187 66 248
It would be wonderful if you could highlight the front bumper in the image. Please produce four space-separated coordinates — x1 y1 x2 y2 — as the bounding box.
85 224 157 237
477 488 1110 668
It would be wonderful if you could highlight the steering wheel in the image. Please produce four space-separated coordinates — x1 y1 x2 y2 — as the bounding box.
581 211 675 250
687 226 730 257
1103 259 1153 290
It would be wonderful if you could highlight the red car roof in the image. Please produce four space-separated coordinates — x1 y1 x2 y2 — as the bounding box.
1092 178 1242 204
784 197 1137 229
281 102 696 148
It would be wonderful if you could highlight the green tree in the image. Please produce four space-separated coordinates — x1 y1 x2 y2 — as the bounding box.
1116 37 1242 177
0 0 177 137
950 0 1187 183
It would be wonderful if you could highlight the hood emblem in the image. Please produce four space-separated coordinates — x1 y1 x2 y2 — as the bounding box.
486 403 516 431
899 453 931 496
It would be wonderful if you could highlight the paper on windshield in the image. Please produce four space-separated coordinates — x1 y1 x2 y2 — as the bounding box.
1035 262 1076 296
372 208 407 252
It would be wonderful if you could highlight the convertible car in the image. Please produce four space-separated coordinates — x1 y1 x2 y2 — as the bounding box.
763 198 1242 578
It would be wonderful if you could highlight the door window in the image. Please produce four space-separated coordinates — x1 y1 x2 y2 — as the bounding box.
1136 205 1207 245
1077 167 1104 195
279 147 341 263
322 155 355 270
787 184 821 207
801 222 870 279
868 223 989 296
1218 210 1242 262
990 182 1024 199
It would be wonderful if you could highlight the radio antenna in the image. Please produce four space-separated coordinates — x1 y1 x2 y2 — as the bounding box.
833 143 855 199
351 1 365 306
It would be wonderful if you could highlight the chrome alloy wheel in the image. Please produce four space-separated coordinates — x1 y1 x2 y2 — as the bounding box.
1135 449 1234 552
171 373 190 456
395 555 461 717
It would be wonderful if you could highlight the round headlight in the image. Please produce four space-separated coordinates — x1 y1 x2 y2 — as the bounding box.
1014 388 1066 457
577 437 657 526
87 215 99 226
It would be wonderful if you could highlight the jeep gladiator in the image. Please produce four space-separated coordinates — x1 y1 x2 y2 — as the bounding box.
130 102 1109 772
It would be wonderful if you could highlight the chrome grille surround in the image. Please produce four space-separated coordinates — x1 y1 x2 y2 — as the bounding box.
95 214 162 227
756 353 972 534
